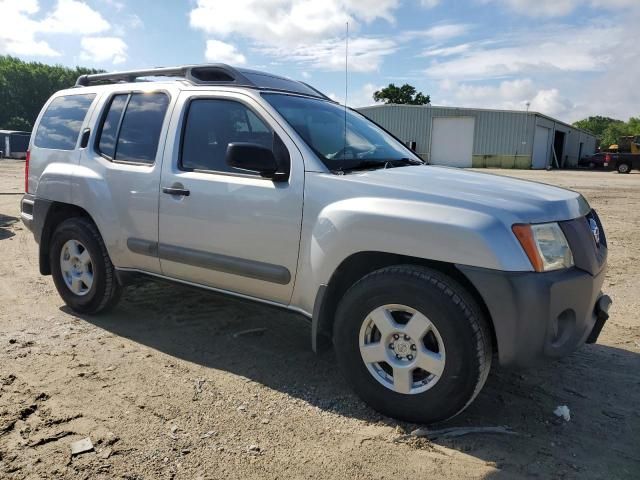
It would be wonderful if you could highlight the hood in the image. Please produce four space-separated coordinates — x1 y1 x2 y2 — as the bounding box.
335 165 590 224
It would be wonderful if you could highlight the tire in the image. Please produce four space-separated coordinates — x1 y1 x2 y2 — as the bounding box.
617 163 630 174
333 265 492 424
50 217 122 314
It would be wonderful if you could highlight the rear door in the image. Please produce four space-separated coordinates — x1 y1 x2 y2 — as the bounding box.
78 88 174 273
157 90 304 304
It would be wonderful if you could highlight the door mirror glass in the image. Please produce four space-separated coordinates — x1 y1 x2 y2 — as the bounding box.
226 143 281 179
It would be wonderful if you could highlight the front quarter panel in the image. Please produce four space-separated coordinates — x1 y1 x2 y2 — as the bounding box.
291 173 534 314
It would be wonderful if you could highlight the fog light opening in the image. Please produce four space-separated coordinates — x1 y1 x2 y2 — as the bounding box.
552 309 576 347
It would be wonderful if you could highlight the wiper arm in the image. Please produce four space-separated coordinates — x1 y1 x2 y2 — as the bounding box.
330 160 388 174
330 158 424 175
383 158 424 168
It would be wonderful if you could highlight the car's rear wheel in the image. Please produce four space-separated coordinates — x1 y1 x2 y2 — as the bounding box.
333 265 492 424
617 162 631 174
50 217 121 314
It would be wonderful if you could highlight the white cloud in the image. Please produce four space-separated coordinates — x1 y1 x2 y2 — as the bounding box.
259 36 396 72
422 43 472 57
0 0 110 57
205 40 247 65
401 23 471 42
483 0 637 17
0 0 58 56
80 37 127 64
424 23 622 80
439 78 574 118
349 82 382 107
190 0 402 70
39 0 110 34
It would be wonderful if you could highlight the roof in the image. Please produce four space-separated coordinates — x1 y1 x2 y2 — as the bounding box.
358 103 595 138
74 63 331 101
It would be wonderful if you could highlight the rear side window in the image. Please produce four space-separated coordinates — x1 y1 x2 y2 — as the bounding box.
34 94 95 150
97 92 169 164
181 99 274 173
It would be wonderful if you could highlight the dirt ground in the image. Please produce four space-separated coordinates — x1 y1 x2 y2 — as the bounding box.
0 159 638 479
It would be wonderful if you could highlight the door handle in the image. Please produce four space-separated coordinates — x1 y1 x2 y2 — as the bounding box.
162 186 190 196
80 128 90 148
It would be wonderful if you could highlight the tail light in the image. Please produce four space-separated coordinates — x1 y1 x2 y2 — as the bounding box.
24 149 30 193
604 154 611 162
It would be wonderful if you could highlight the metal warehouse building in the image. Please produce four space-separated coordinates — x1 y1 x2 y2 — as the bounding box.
358 105 597 169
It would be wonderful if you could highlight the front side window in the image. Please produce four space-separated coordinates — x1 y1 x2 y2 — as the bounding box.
181 99 275 174
34 94 96 150
262 93 422 172
96 92 169 164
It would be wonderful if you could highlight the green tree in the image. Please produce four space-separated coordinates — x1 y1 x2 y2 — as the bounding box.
4 116 32 131
601 122 634 149
572 116 624 138
0 56 103 131
573 115 640 149
373 83 430 105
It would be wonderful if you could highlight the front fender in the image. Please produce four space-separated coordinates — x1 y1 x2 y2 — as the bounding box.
291 196 533 315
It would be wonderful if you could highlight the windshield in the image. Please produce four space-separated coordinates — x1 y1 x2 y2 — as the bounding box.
262 93 422 171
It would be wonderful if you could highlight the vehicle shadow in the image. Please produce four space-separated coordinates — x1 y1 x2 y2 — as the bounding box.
0 213 18 240
70 279 640 480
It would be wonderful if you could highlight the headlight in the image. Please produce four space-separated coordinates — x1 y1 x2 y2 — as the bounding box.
512 222 574 272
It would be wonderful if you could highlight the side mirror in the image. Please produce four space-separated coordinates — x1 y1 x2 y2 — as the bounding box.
226 143 281 179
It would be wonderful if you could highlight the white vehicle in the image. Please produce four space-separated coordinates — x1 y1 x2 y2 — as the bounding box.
21 64 611 423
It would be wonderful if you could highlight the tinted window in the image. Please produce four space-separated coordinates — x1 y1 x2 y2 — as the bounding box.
96 92 169 164
181 99 274 173
97 94 128 158
263 93 419 170
34 94 95 150
116 93 169 164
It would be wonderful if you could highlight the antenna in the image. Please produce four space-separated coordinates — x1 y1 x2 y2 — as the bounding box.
343 21 349 159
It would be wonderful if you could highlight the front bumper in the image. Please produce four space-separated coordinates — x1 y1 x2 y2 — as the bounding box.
458 264 610 367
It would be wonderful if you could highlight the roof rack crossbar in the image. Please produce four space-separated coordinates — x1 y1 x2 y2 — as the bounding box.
75 64 253 87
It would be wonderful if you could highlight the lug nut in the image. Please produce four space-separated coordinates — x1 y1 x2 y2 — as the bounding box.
393 334 400 340
410 344 417 351
389 343 395 350
407 354 414 361
404 334 410 341
395 354 401 359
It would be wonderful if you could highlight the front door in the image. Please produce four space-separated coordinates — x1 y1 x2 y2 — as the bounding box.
158 91 304 304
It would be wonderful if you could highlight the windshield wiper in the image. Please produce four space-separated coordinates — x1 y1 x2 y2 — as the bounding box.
331 157 424 174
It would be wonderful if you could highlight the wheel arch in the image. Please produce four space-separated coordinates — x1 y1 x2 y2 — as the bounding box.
311 251 497 355
37 201 96 275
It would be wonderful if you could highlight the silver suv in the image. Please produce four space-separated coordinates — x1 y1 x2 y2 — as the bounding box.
20 64 611 423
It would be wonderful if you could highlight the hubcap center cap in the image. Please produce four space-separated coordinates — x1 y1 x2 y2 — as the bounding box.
389 332 417 361
395 340 411 355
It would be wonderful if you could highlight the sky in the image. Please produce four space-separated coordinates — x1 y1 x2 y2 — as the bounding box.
0 0 638 123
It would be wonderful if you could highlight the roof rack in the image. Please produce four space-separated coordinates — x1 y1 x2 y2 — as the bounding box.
74 63 332 100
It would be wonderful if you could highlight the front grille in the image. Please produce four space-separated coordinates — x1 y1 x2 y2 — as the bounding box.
559 211 608 275
587 210 607 248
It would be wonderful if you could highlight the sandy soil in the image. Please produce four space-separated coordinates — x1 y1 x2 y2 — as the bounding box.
0 160 638 479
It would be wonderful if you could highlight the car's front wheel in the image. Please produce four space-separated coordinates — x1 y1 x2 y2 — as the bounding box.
50 217 122 314
333 265 492 424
